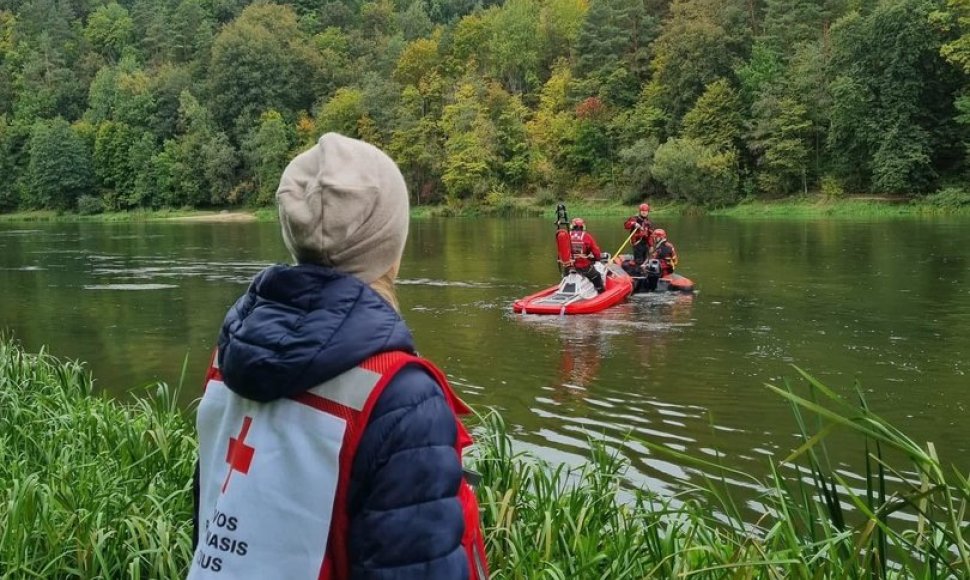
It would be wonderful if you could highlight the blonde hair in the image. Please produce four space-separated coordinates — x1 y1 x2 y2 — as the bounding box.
369 263 400 312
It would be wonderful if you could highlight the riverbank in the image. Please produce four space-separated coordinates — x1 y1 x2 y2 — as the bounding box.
0 208 275 223
3 193 970 223
1 340 966 578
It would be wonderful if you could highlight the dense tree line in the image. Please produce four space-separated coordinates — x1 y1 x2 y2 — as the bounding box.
1 0 969 212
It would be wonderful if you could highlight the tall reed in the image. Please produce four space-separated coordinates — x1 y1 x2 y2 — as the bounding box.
0 341 196 577
631 368 970 578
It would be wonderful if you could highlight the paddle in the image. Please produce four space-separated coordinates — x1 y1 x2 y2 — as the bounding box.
610 228 637 264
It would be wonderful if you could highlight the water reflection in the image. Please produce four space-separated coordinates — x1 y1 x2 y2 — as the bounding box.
510 296 711 493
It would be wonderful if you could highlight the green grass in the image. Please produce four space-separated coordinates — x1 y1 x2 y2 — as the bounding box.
711 194 970 219
0 340 966 578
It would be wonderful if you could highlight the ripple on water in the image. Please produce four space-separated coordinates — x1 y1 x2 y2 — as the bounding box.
397 278 495 288
83 284 179 291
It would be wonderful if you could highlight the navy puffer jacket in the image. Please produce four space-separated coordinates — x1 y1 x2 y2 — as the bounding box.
200 263 468 579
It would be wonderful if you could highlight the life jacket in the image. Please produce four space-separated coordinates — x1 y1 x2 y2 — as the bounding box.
189 350 490 580
654 241 677 275
624 216 653 245
569 230 594 268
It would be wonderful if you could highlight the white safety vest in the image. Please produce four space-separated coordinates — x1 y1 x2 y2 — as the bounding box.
187 350 489 580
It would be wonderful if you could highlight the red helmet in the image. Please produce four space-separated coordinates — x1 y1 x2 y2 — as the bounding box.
570 217 585 230
639 203 650 213
653 228 667 240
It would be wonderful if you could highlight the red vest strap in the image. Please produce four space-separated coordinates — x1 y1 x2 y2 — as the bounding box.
204 348 222 384
323 351 477 579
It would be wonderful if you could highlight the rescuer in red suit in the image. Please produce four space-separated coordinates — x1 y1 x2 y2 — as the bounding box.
568 218 604 293
623 203 654 266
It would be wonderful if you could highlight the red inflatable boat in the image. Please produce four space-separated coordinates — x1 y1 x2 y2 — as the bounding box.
513 264 634 315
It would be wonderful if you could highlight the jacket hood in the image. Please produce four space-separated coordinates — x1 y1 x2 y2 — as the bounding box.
217 264 414 402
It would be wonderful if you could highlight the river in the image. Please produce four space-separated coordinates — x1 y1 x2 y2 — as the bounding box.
1 215 967 497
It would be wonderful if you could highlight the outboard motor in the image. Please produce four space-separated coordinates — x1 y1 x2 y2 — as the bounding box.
643 259 662 292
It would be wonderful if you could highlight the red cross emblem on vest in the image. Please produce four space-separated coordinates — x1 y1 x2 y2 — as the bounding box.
222 416 255 493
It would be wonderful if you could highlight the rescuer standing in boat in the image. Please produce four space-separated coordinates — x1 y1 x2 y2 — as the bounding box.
569 218 605 293
623 203 654 266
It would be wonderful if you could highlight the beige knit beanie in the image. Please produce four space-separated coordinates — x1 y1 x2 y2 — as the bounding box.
277 133 410 283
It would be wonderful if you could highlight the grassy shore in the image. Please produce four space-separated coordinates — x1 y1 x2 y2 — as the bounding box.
0 341 967 578
3 193 970 224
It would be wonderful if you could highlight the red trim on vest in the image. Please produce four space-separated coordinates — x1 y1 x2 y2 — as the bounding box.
204 348 223 385
290 391 358 419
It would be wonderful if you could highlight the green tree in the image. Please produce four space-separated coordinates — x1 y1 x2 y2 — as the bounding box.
0 10 13 118
644 0 749 132
734 41 785 105
396 0 433 40
616 136 660 201
130 0 171 63
312 26 352 93
0 114 21 210
525 61 579 187
786 39 833 183
485 82 531 187
83 2 133 62
440 80 497 202
13 31 85 120
563 96 611 177
127 130 159 208
316 87 368 137
652 136 737 205
86 56 154 129
747 94 812 195
486 0 541 94
209 3 323 131
828 0 959 192
170 0 213 64
760 0 828 53
681 78 743 151
938 0 970 170
389 84 446 203
575 0 656 105
93 120 136 209
242 109 291 205
154 91 237 207
26 118 93 210
537 0 587 69
147 63 192 140
394 36 440 87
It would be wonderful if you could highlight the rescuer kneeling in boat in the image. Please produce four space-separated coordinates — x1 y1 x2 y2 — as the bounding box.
650 228 678 276
569 218 605 293
623 203 654 266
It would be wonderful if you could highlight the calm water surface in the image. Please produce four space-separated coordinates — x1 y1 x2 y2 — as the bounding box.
1 216 967 497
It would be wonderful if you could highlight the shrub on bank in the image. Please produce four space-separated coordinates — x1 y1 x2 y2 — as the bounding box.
0 341 967 578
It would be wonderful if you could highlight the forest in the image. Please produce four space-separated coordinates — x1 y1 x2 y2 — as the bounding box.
1 0 970 212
